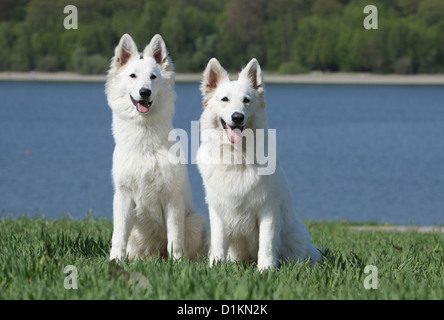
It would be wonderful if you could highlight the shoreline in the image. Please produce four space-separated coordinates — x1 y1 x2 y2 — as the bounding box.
350 225 444 233
1 214 442 232
1 71 444 85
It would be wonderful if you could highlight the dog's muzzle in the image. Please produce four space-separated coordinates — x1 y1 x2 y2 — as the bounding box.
221 117 245 144
130 95 153 113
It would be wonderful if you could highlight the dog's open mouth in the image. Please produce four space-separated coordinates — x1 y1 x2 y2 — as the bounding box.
221 118 244 144
130 95 153 113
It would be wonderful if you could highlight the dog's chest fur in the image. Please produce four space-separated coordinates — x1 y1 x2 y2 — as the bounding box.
201 160 270 226
112 120 183 216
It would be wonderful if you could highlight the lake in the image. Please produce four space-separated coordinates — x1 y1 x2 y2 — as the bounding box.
1 81 443 225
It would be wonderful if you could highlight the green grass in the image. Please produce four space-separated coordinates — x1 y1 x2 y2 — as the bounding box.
1 216 443 299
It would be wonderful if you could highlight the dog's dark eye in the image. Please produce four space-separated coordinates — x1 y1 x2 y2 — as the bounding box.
150 74 157 80
221 97 229 102
129 73 136 78
243 97 250 103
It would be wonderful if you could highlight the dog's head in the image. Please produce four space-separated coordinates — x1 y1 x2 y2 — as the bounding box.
200 58 265 144
106 33 174 121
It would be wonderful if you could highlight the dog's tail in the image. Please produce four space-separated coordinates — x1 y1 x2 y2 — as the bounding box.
308 243 324 263
185 211 208 259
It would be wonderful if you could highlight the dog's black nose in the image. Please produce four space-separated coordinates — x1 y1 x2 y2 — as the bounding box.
231 112 245 125
139 88 151 99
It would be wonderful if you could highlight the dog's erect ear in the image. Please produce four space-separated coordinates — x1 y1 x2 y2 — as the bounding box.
114 34 138 68
201 58 228 96
239 58 264 94
144 34 173 71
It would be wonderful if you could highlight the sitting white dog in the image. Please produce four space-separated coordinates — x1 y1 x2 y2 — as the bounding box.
106 34 205 261
197 58 322 270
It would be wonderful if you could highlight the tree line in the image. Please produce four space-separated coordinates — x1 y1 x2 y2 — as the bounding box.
0 0 442 74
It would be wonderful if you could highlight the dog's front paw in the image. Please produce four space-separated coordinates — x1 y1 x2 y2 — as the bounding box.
258 263 276 273
171 251 185 262
257 257 277 273
168 245 185 261
109 246 126 261
209 254 225 267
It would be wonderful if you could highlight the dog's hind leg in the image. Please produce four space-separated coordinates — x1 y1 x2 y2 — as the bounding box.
184 211 207 259
227 237 250 262
110 190 135 261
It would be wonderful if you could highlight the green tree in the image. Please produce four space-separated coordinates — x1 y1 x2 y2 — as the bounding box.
218 0 267 70
417 0 444 26
312 0 343 18
160 0 222 71
0 22 15 70
264 0 310 71
0 0 441 74
294 16 342 71
10 22 33 71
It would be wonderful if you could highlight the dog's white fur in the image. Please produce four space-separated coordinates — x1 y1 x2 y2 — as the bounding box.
197 58 322 270
106 34 205 261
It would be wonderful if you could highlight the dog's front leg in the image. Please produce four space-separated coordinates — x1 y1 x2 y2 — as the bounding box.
257 211 279 271
110 189 135 261
208 206 227 267
165 198 185 260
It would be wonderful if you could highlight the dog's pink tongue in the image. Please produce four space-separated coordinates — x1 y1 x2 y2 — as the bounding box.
226 126 242 144
137 102 149 113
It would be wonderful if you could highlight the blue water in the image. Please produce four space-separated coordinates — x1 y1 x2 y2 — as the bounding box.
1 81 443 225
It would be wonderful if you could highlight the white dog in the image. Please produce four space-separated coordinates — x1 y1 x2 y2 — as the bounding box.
106 34 205 261
197 58 322 270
